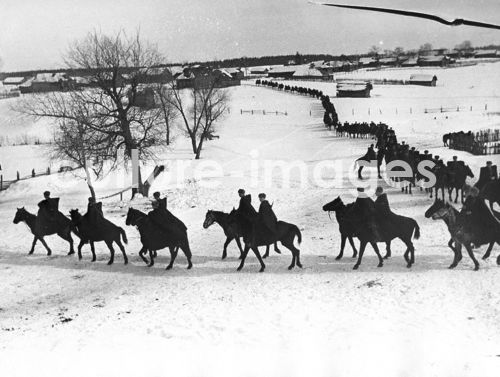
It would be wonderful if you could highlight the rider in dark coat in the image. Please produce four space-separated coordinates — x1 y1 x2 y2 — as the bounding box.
258 193 278 239
374 187 398 240
345 187 382 241
37 191 66 232
148 192 186 239
461 186 500 245
475 161 498 190
86 197 104 224
237 189 257 219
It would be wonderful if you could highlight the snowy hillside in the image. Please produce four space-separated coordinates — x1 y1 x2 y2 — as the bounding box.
0 62 499 377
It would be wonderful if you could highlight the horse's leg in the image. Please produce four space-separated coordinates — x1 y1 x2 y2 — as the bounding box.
348 236 358 258
77 240 85 261
105 241 115 265
274 242 281 254
251 246 266 272
448 187 453 201
371 242 384 268
403 240 414 268
464 243 479 271
115 238 128 265
263 245 270 259
179 241 193 269
39 237 52 256
138 246 149 265
383 241 391 259
148 249 155 267
166 246 178 270
29 236 37 255
337 234 347 260
234 237 244 259
222 237 232 260
353 241 367 270
237 245 250 271
482 242 494 260
90 242 96 262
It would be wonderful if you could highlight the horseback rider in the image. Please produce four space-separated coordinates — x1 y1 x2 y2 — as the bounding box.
345 187 381 240
237 189 257 220
258 193 278 239
86 196 104 224
37 191 65 232
148 193 187 239
461 186 500 247
153 191 167 210
475 161 498 190
357 144 377 179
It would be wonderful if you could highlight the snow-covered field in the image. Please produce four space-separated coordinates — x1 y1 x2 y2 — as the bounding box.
0 62 500 377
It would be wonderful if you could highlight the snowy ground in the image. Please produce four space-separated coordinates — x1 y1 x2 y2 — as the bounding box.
0 63 500 377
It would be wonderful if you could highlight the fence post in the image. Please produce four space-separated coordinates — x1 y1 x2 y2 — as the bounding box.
485 104 488 111
47 167 50 175
410 107 412 114
32 169 35 177
440 106 443 113
240 109 242 114
470 106 472 111
17 171 20 180
120 192 123 201
457 106 459 112
0 175 2 191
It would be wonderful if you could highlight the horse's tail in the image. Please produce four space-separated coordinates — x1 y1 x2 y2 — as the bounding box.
292 224 302 245
412 220 420 240
119 227 128 244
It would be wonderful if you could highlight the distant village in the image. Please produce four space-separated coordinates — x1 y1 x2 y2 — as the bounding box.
0 46 499 100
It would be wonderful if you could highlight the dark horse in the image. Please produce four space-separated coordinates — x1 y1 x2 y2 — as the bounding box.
126 208 192 270
203 210 281 259
227 209 302 272
13 207 76 256
332 197 419 270
322 197 394 260
425 199 500 270
69 209 128 265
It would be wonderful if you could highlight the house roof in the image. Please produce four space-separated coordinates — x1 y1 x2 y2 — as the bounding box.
409 74 437 82
359 57 377 65
3 77 26 85
419 55 447 62
33 72 70 83
292 65 325 77
474 49 497 56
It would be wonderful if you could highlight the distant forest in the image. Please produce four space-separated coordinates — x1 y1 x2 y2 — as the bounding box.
1 43 500 79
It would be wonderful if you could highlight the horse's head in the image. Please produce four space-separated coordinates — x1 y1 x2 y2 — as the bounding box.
125 207 145 226
13 207 27 224
322 196 343 212
203 210 216 229
424 199 446 219
69 209 81 223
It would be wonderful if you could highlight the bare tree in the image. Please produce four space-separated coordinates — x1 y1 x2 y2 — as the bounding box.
16 30 169 197
455 40 472 51
419 43 433 53
154 83 177 146
168 77 229 159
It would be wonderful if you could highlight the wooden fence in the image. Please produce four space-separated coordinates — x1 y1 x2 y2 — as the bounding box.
0 167 53 192
240 109 288 116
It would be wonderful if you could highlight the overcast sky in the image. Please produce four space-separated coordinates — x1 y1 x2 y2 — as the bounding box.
1 0 499 71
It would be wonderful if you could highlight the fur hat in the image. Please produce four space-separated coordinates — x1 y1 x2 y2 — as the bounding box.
258 193 266 199
375 186 384 196
43 191 50 197
238 189 245 194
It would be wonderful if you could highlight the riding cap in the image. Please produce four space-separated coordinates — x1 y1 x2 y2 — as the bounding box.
153 191 161 199
258 193 266 199
43 191 50 197
238 189 245 194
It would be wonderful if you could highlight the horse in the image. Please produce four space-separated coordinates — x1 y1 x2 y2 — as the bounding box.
447 164 474 203
125 208 192 270
227 209 302 272
69 209 128 265
327 197 419 269
480 179 500 210
424 200 481 270
13 207 76 256
203 210 281 260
